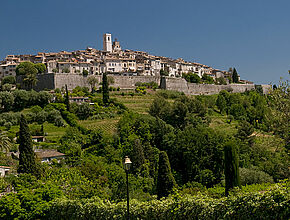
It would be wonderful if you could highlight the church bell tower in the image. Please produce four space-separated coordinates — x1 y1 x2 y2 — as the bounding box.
103 33 112 53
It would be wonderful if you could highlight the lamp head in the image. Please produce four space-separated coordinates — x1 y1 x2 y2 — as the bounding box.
124 156 132 171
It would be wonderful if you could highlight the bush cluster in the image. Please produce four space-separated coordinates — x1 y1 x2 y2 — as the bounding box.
43 182 288 220
0 105 65 127
135 81 158 89
0 90 52 113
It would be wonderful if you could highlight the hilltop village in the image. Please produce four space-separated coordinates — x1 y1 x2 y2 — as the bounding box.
0 33 243 83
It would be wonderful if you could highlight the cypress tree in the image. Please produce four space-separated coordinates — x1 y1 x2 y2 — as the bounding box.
131 139 145 173
224 141 241 196
18 114 37 175
102 72 109 105
232 68 239 83
157 151 176 199
65 84 70 111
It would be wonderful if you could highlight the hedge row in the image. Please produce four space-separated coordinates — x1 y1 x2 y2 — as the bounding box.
45 183 289 220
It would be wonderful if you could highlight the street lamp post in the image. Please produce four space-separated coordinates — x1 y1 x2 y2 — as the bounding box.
124 156 132 220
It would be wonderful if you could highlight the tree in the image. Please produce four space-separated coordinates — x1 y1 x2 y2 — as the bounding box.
202 74 214 84
82 69 89 76
215 77 227 85
102 73 109 105
0 91 14 112
184 73 201 83
1 84 12 91
75 103 92 120
149 97 171 121
224 141 241 196
16 62 37 76
107 76 115 85
65 85 70 112
160 69 169 76
216 93 227 114
36 91 52 108
229 104 246 120
34 63 46 74
23 72 38 90
131 138 145 173
232 68 239 83
0 132 11 153
169 101 188 128
236 121 254 146
15 62 38 90
17 115 38 175
1 76 16 85
62 68 70 73
173 126 225 185
87 76 98 93
156 151 176 199
268 79 290 149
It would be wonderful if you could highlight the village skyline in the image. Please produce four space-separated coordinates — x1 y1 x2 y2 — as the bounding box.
1 0 290 84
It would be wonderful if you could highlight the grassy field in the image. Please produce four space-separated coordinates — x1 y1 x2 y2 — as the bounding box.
77 93 155 135
42 122 67 142
113 93 155 114
209 113 239 136
78 117 120 135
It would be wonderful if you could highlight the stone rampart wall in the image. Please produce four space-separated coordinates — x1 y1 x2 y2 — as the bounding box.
111 75 160 89
16 74 55 91
53 74 159 90
17 74 271 95
162 77 271 95
54 74 95 90
187 83 255 95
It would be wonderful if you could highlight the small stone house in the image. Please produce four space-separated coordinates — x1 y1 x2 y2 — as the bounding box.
35 149 65 163
0 166 11 177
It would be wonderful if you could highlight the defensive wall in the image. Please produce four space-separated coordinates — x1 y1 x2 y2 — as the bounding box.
16 73 271 94
160 77 271 95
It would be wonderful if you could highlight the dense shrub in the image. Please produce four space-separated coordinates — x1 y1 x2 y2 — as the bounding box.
156 90 184 99
0 112 21 126
135 86 147 94
135 81 158 89
240 167 274 185
43 182 289 220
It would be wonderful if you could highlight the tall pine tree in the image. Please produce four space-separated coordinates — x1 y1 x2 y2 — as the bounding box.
65 84 70 111
131 138 145 174
102 72 109 105
157 151 176 199
232 68 239 83
18 114 38 175
224 141 241 196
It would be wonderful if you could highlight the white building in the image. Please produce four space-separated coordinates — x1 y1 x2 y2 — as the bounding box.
105 58 123 73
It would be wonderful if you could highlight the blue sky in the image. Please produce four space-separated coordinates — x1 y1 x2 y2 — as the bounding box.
0 0 289 84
